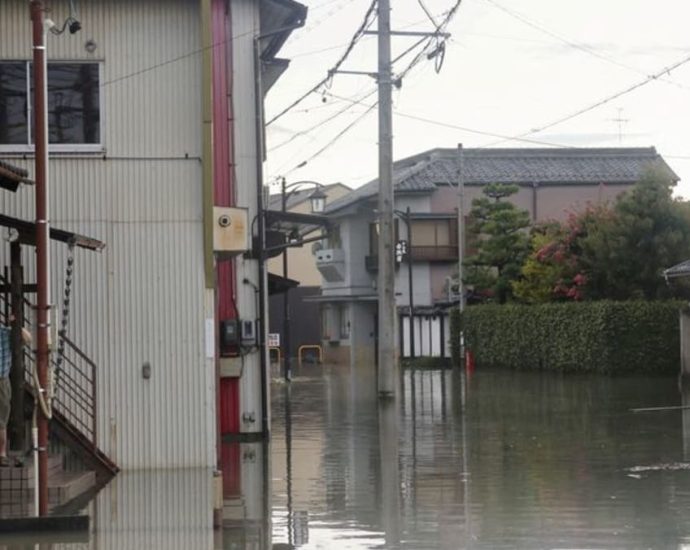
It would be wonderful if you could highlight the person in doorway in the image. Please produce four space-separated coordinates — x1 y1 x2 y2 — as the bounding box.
0 316 31 467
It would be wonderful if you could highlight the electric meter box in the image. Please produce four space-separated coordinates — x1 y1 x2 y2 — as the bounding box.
213 206 248 257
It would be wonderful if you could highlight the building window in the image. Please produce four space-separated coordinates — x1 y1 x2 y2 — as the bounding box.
0 62 101 150
368 219 400 255
327 224 342 249
410 218 458 261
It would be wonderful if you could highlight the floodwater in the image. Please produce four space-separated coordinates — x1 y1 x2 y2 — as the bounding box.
270 365 690 549
3 365 690 549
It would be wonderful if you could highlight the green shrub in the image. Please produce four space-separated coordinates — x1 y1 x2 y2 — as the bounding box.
456 301 681 374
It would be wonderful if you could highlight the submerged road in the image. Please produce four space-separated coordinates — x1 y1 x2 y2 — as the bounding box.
271 364 690 549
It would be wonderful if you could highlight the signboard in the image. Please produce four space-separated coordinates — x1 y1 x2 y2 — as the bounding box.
268 333 280 347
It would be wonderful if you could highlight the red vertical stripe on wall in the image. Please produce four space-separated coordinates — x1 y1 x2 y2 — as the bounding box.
219 377 240 434
220 442 242 497
214 0 239 435
213 0 237 320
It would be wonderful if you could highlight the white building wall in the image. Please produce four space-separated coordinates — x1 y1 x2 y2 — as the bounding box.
0 0 214 469
231 0 265 434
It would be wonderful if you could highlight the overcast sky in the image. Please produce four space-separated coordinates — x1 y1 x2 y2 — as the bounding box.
264 0 690 198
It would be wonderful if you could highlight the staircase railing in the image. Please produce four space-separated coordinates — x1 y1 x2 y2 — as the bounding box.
0 275 117 478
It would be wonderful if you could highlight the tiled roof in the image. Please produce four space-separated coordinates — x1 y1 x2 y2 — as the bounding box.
325 147 677 214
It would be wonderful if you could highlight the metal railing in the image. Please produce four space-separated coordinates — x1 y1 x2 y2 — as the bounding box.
0 279 98 448
409 245 458 261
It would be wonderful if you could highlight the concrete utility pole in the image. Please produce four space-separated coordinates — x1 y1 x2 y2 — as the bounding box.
457 144 466 314
377 0 397 398
30 0 50 516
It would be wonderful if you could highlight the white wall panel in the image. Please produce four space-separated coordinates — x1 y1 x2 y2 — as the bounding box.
232 0 265 434
0 0 213 469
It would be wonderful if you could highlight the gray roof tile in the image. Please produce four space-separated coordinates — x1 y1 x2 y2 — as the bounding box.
326 147 677 213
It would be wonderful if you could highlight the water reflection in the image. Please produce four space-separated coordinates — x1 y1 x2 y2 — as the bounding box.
4 366 690 549
272 365 690 549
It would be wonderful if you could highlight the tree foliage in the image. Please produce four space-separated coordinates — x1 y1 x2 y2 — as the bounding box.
464 183 531 303
513 167 690 302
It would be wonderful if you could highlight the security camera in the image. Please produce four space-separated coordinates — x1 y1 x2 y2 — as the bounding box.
69 19 82 34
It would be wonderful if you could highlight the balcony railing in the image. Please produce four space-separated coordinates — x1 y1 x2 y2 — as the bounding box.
409 245 458 261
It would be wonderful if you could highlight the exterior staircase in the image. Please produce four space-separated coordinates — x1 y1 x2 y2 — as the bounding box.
0 455 95 518
0 277 118 517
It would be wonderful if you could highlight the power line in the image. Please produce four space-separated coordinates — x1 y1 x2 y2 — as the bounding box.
266 0 379 127
268 0 466 176
282 104 378 175
99 28 259 89
269 88 377 152
395 111 571 147
486 50 690 146
323 91 571 147
482 0 690 91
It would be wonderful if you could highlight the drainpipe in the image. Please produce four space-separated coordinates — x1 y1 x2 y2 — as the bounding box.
31 0 50 517
253 20 305 436
532 181 539 222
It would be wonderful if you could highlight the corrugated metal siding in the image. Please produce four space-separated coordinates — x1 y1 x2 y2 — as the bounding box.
231 0 265 434
0 0 214 469
92 469 214 549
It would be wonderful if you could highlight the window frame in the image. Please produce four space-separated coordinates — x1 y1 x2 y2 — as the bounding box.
0 60 104 154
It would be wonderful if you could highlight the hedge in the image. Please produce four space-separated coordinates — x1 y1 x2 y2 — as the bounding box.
452 301 681 374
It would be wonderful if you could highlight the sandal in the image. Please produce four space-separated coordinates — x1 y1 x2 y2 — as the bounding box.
0 456 9 468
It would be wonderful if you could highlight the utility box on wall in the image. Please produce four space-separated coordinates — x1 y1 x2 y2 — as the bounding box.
214 207 248 257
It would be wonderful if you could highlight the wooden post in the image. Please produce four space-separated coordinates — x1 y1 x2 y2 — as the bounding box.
9 241 25 452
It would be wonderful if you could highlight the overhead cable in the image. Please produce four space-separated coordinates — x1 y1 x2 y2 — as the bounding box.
482 0 690 91
490 50 690 146
266 0 379 127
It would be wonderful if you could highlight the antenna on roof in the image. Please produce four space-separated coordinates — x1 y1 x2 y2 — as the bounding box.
609 107 629 145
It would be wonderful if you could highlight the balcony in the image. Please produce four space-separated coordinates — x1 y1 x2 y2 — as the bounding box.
409 245 458 262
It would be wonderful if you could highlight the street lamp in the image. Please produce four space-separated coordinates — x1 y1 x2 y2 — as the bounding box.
280 179 328 382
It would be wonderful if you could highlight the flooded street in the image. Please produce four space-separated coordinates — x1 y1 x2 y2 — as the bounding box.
4 365 690 549
271 365 690 549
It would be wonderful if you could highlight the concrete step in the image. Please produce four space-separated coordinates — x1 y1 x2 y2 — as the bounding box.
0 455 62 485
48 471 96 505
0 466 96 508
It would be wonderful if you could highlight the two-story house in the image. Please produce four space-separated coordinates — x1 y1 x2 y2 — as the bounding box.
0 0 306 473
266 182 350 367
314 147 678 367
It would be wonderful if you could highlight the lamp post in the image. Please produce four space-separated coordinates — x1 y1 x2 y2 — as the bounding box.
280 179 327 382
394 208 415 359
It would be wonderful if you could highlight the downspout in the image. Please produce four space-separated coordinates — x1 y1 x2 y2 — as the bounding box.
31 0 50 517
531 181 539 222
253 20 305 436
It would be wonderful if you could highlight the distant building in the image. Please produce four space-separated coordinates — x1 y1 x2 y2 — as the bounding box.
314 147 678 366
267 183 351 365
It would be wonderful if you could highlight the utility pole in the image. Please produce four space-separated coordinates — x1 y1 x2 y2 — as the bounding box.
31 0 50 516
377 0 396 398
281 177 292 382
457 144 465 314
405 207 415 359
